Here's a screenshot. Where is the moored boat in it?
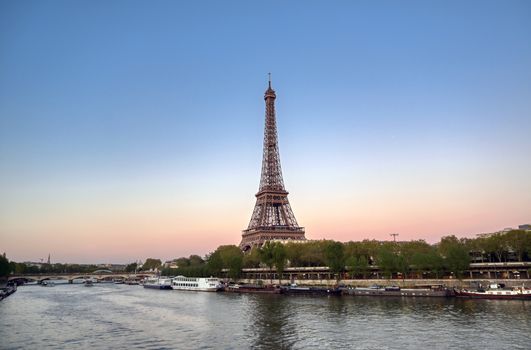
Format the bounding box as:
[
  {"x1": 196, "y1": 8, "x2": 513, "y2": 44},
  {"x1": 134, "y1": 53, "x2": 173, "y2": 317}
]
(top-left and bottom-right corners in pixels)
[
  {"x1": 171, "y1": 276, "x2": 222, "y2": 292},
  {"x1": 455, "y1": 283, "x2": 531, "y2": 300},
  {"x1": 347, "y1": 284, "x2": 454, "y2": 297},
  {"x1": 0, "y1": 284, "x2": 17, "y2": 300},
  {"x1": 281, "y1": 284, "x2": 342, "y2": 296},
  {"x1": 143, "y1": 277, "x2": 172, "y2": 290},
  {"x1": 84, "y1": 280, "x2": 94, "y2": 287},
  {"x1": 225, "y1": 284, "x2": 282, "y2": 294}
]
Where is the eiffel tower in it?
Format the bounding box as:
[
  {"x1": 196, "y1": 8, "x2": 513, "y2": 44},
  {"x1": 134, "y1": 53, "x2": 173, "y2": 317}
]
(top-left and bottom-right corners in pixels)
[{"x1": 240, "y1": 77, "x2": 306, "y2": 251}]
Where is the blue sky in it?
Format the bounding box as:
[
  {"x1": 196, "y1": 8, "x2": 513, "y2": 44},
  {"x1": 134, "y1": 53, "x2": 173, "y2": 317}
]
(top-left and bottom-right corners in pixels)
[{"x1": 1, "y1": 0, "x2": 530, "y2": 263}]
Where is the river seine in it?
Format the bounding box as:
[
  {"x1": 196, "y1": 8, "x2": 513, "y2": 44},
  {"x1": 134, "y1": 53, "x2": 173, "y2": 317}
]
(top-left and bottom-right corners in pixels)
[{"x1": 1, "y1": 283, "x2": 530, "y2": 349}]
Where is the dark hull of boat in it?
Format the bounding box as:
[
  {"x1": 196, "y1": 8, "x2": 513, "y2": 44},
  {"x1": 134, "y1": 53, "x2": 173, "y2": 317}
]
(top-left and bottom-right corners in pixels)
[
  {"x1": 282, "y1": 287, "x2": 342, "y2": 296},
  {"x1": 455, "y1": 290, "x2": 531, "y2": 300},
  {"x1": 226, "y1": 285, "x2": 282, "y2": 294},
  {"x1": 348, "y1": 288, "x2": 454, "y2": 297},
  {"x1": 143, "y1": 284, "x2": 172, "y2": 290},
  {"x1": 0, "y1": 286, "x2": 17, "y2": 301}
]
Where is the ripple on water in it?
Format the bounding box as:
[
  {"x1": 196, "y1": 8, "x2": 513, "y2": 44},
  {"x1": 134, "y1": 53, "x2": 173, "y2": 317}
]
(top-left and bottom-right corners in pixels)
[{"x1": 1, "y1": 285, "x2": 530, "y2": 349}]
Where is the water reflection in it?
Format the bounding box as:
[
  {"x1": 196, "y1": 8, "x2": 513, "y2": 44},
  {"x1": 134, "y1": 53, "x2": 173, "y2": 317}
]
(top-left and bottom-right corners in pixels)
[
  {"x1": 244, "y1": 295, "x2": 296, "y2": 349},
  {"x1": 1, "y1": 285, "x2": 529, "y2": 350}
]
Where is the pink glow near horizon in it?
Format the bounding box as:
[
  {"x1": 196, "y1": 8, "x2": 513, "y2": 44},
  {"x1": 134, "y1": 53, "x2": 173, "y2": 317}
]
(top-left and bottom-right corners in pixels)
[{"x1": 2, "y1": 194, "x2": 529, "y2": 263}]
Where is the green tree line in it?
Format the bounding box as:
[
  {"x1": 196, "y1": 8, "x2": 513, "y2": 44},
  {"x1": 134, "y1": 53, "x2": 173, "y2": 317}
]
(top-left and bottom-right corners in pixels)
[
  {"x1": 160, "y1": 229, "x2": 530, "y2": 280},
  {"x1": 3, "y1": 229, "x2": 529, "y2": 280}
]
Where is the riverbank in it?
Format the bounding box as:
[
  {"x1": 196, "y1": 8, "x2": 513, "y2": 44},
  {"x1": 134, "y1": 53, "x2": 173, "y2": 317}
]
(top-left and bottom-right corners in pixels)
[{"x1": 237, "y1": 278, "x2": 530, "y2": 289}]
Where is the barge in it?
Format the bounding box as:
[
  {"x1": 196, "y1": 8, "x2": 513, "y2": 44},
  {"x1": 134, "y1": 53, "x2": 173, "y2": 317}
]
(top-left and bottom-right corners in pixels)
[
  {"x1": 143, "y1": 277, "x2": 172, "y2": 290},
  {"x1": 347, "y1": 284, "x2": 454, "y2": 297},
  {"x1": 455, "y1": 283, "x2": 531, "y2": 300},
  {"x1": 281, "y1": 284, "x2": 342, "y2": 296},
  {"x1": 225, "y1": 284, "x2": 282, "y2": 294}
]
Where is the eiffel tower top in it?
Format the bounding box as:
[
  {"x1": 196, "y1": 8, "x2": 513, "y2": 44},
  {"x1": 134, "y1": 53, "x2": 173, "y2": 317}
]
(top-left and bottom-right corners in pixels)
[
  {"x1": 264, "y1": 72, "x2": 276, "y2": 99},
  {"x1": 258, "y1": 75, "x2": 286, "y2": 195}
]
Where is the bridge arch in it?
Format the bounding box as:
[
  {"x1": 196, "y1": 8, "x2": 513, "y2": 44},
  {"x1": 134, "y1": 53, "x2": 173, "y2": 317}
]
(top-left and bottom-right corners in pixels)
[{"x1": 7, "y1": 272, "x2": 157, "y2": 284}]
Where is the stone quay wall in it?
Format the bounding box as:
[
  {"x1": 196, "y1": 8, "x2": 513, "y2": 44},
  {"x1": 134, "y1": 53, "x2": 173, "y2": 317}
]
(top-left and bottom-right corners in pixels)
[{"x1": 237, "y1": 278, "x2": 531, "y2": 289}]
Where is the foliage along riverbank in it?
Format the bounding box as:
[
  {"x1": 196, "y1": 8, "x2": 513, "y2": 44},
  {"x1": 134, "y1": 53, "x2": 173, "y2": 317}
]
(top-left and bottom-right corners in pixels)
[
  {"x1": 2, "y1": 229, "x2": 529, "y2": 280},
  {"x1": 160, "y1": 230, "x2": 530, "y2": 280}
]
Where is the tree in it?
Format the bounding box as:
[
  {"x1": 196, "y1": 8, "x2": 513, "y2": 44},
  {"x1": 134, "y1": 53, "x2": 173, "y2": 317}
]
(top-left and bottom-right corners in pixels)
[
  {"x1": 206, "y1": 251, "x2": 223, "y2": 276},
  {"x1": 396, "y1": 254, "x2": 409, "y2": 279},
  {"x1": 243, "y1": 247, "x2": 261, "y2": 268},
  {"x1": 259, "y1": 241, "x2": 287, "y2": 284},
  {"x1": 346, "y1": 256, "x2": 369, "y2": 279},
  {"x1": 188, "y1": 255, "x2": 204, "y2": 266},
  {"x1": 142, "y1": 258, "x2": 162, "y2": 271},
  {"x1": 272, "y1": 243, "x2": 287, "y2": 284},
  {"x1": 285, "y1": 242, "x2": 304, "y2": 267},
  {"x1": 221, "y1": 247, "x2": 243, "y2": 279},
  {"x1": 505, "y1": 230, "x2": 531, "y2": 262},
  {"x1": 259, "y1": 241, "x2": 277, "y2": 283},
  {"x1": 299, "y1": 241, "x2": 327, "y2": 266},
  {"x1": 357, "y1": 240, "x2": 381, "y2": 265},
  {"x1": 208, "y1": 245, "x2": 243, "y2": 279},
  {"x1": 377, "y1": 243, "x2": 399, "y2": 278},
  {"x1": 466, "y1": 236, "x2": 486, "y2": 262},
  {"x1": 395, "y1": 240, "x2": 432, "y2": 278},
  {"x1": 175, "y1": 257, "x2": 191, "y2": 267},
  {"x1": 438, "y1": 236, "x2": 470, "y2": 278},
  {"x1": 0, "y1": 253, "x2": 10, "y2": 277},
  {"x1": 410, "y1": 248, "x2": 444, "y2": 278},
  {"x1": 324, "y1": 241, "x2": 345, "y2": 280},
  {"x1": 125, "y1": 262, "x2": 138, "y2": 273},
  {"x1": 488, "y1": 233, "x2": 508, "y2": 262}
]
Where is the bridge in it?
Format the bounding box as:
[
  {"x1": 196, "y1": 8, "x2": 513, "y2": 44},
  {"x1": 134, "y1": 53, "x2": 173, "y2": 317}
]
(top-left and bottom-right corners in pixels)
[{"x1": 7, "y1": 271, "x2": 157, "y2": 284}]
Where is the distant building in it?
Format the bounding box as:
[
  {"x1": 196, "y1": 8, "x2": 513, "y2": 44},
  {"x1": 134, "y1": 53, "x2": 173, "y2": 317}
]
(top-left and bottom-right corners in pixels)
[
  {"x1": 96, "y1": 263, "x2": 126, "y2": 272},
  {"x1": 163, "y1": 260, "x2": 179, "y2": 269},
  {"x1": 477, "y1": 224, "x2": 531, "y2": 238},
  {"x1": 23, "y1": 261, "x2": 43, "y2": 269}
]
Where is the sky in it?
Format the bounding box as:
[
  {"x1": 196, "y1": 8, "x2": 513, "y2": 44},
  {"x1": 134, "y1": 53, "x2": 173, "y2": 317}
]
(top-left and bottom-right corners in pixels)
[{"x1": 1, "y1": 0, "x2": 530, "y2": 263}]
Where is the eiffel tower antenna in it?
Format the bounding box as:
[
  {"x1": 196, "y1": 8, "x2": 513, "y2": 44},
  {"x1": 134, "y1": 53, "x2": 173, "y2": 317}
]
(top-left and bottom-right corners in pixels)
[{"x1": 240, "y1": 79, "x2": 306, "y2": 251}]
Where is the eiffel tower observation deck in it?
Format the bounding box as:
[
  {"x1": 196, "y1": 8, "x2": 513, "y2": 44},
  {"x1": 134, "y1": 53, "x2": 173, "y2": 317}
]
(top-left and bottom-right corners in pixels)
[{"x1": 240, "y1": 77, "x2": 306, "y2": 251}]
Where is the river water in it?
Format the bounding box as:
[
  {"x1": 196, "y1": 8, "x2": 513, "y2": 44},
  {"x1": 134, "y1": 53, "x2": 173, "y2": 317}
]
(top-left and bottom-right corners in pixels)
[{"x1": 1, "y1": 283, "x2": 530, "y2": 349}]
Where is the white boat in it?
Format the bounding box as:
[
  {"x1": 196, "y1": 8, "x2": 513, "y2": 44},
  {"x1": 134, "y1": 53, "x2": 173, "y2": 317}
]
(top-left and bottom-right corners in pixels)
[
  {"x1": 143, "y1": 277, "x2": 172, "y2": 290},
  {"x1": 455, "y1": 283, "x2": 531, "y2": 300},
  {"x1": 41, "y1": 281, "x2": 55, "y2": 287},
  {"x1": 171, "y1": 276, "x2": 222, "y2": 292}
]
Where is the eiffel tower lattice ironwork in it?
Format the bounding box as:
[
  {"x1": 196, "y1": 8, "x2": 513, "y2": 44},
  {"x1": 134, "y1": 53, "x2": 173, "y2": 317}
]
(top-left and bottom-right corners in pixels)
[{"x1": 240, "y1": 77, "x2": 306, "y2": 251}]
